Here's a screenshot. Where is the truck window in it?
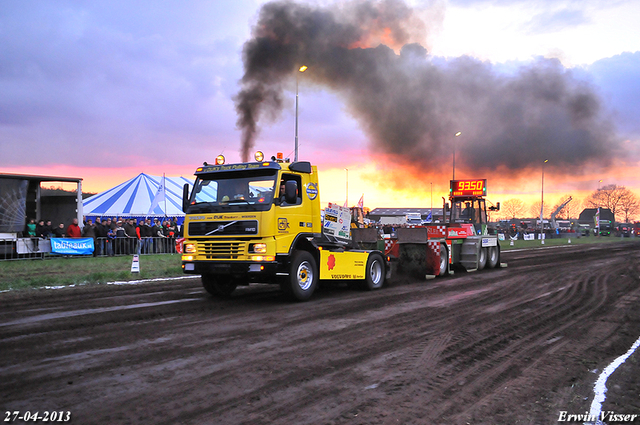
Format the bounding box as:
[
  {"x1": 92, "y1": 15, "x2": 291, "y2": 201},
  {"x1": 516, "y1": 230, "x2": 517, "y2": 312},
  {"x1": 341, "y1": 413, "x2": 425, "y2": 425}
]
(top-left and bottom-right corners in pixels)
[
  {"x1": 189, "y1": 169, "x2": 277, "y2": 212},
  {"x1": 278, "y1": 174, "x2": 302, "y2": 206}
]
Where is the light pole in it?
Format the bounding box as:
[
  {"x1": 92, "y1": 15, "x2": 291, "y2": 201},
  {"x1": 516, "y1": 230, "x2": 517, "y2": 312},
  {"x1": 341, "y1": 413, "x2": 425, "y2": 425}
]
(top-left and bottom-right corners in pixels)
[
  {"x1": 453, "y1": 131, "x2": 461, "y2": 182},
  {"x1": 345, "y1": 168, "x2": 348, "y2": 208},
  {"x1": 596, "y1": 179, "x2": 603, "y2": 236},
  {"x1": 541, "y1": 159, "x2": 548, "y2": 244},
  {"x1": 430, "y1": 182, "x2": 433, "y2": 223},
  {"x1": 294, "y1": 65, "x2": 308, "y2": 162}
]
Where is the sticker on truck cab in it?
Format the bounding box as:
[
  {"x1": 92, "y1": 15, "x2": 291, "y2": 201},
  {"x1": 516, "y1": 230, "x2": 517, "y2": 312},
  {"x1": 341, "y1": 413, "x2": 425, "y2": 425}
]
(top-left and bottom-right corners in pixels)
[
  {"x1": 278, "y1": 218, "x2": 290, "y2": 233},
  {"x1": 306, "y1": 183, "x2": 318, "y2": 200}
]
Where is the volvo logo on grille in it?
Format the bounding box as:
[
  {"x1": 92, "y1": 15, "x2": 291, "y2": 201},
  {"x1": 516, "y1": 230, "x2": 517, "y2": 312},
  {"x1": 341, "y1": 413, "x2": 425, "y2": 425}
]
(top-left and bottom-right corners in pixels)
[{"x1": 191, "y1": 220, "x2": 259, "y2": 236}]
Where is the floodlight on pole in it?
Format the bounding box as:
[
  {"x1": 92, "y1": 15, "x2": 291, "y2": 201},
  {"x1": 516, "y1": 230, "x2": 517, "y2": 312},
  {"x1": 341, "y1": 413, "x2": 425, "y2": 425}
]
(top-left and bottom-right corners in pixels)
[
  {"x1": 294, "y1": 65, "x2": 308, "y2": 162},
  {"x1": 453, "y1": 132, "x2": 462, "y2": 181}
]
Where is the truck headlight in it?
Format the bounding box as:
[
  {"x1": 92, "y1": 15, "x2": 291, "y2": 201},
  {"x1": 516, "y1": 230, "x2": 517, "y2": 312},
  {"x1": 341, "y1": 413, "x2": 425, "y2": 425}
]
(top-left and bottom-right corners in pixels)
[
  {"x1": 251, "y1": 255, "x2": 275, "y2": 262},
  {"x1": 184, "y1": 243, "x2": 197, "y2": 254},
  {"x1": 250, "y1": 243, "x2": 267, "y2": 253}
]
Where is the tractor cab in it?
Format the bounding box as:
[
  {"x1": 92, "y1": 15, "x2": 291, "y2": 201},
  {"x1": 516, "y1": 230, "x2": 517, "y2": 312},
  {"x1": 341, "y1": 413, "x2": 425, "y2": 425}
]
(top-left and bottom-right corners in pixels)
[
  {"x1": 450, "y1": 198, "x2": 488, "y2": 225},
  {"x1": 448, "y1": 179, "x2": 494, "y2": 235}
]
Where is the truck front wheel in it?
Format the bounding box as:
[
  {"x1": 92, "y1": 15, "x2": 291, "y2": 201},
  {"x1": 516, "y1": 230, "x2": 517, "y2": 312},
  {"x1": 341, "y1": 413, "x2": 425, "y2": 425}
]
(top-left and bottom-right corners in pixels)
[
  {"x1": 363, "y1": 253, "x2": 385, "y2": 290},
  {"x1": 284, "y1": 251, "x2": 318, "y2": 301},
  {"x1": 202, "y1": 274, "x2": 237, "y2": 298}
]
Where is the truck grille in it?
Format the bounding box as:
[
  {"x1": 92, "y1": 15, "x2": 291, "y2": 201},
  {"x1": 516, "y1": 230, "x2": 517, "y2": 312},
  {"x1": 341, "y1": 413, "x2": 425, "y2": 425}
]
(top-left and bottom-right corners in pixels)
[
  {"x1": 198, "y1": 241, "x2": 245, "y2": 259},
  {"x1": 189, "y1": 220, "x2": 258, "y2": 236}
]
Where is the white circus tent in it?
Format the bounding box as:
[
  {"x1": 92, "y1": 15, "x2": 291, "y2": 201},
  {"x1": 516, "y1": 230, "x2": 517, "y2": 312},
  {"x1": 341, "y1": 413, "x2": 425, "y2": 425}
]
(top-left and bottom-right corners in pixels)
[{"x1": 83, "y1": 173, "x2": 194, "y2": 218}]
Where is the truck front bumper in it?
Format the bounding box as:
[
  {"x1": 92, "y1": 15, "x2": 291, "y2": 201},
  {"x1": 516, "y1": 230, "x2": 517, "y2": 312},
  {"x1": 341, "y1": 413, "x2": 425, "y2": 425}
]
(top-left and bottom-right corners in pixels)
[{"x1": 182, "y1": 260, "x2": 281, "y2": 276}]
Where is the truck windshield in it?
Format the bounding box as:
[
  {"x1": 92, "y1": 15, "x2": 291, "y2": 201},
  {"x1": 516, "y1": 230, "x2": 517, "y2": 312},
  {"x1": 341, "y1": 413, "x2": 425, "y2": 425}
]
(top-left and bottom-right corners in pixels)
[{"x1": 188, "y1": 170, "x2": 277, "y2": 213}]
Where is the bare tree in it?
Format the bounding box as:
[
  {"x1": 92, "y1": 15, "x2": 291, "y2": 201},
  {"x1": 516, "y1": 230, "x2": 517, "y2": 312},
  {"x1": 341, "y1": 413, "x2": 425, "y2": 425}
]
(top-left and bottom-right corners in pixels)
[
  {"x1": 530, "y1": 201, "x2": 552, "y2": 219},
  {"x1": 502, "y1": 198, "x2": 526, "y2": 219},
  {"x1": 618, "y1": 190, "x2": 640, "y2": 223},
  {"x1": 585, "y1": 184, "x2": 634, "y2": 221}
]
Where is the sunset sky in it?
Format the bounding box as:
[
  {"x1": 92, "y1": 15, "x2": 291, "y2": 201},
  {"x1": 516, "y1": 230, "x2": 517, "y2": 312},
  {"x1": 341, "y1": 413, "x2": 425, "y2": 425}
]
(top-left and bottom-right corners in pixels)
[{"x1": 2, "y1": 0, "x2": 640, "y2": 214}]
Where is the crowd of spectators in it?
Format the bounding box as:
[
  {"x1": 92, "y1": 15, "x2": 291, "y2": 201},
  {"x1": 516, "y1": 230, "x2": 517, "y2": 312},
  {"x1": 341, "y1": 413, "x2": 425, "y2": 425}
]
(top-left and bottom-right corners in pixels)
[{"x1": 22, "y1": 216, "x2": 182, "y2": 256}]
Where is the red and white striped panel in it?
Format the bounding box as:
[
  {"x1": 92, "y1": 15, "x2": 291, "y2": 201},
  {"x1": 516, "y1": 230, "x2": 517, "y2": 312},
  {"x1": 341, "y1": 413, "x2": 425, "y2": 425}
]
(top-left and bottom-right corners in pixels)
[
  {"x1": 384, "y1": 239, "x2": 400, "y2": 258},
  {"x1": 427, "y1": 240, "x2": 441, "y2": 256},
  {"x1": 427, "y1": 225, "x2": 446, "y2": 238}
]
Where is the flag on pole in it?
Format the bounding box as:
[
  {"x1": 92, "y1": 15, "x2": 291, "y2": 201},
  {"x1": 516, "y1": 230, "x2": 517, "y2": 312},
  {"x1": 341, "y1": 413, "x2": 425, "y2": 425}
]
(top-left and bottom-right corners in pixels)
[
  {"x1": 357, "y1": 194, "x2": 364, "y2": 209},
  {"x1": 594, "y1": 207, "x2": 600, "y2": 228},
  {"x1": 148, "y1": 174, "x2": 166, "y2": 215}
]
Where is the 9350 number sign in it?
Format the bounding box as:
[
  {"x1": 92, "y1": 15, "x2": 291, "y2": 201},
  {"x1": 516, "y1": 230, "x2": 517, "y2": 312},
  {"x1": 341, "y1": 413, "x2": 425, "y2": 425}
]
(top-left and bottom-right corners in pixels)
[{"x1": 450, "y1": 179, "x2": 487, "y2": 198}]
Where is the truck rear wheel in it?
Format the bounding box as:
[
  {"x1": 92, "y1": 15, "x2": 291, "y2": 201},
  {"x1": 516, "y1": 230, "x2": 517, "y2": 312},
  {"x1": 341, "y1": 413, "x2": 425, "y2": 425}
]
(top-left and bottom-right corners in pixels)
[
  {"x1": 202, "y1": 274, "x2": 237, "y2": 298},
  {"x1": 486, "y1": 245, "x2": 499, "y2": 269},
  {"x1": 363, "y1": 253, "x2": 385, "y2": 290},
  {"x1": 477, "y1": 247, "x2": 487, "y2": 270},
  {"x1": 284, "y1": 251, "x2": 318, "y2": 301}
]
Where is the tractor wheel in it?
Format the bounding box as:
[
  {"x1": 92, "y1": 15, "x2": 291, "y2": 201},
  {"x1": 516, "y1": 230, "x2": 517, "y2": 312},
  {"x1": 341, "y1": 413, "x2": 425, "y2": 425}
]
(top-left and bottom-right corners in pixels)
[
  {"x1": 477, "y1": 247, "x2": 487, "y2": 270},
  {"x1": 439, "y1": 243, "x2": 449, "y2": 276},
  {"x1": 486, "y1": 245, "x2": 500, "y2": 269}
]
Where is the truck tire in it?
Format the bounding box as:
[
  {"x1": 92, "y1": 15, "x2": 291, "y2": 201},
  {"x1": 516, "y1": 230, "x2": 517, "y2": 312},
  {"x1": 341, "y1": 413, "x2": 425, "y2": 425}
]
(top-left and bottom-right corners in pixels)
[
  {"x1": 477, "y1": 247, "x2": 487, "y2": 270},
  {"x1": 486, "y1": 245, "x2": 499, "y2": 269},
  {"x1": 202, "y1": 274, "x2": 237, "y2": 297},
  {"x1": 439, "y1": 243, "x2": 449, "y2": 277},
  {"x1": 285, "y1": 251, "x2": 318, "y2": 301},
  {"x1": 363, "y1": 253, "x2": 385, "y2": 290}
]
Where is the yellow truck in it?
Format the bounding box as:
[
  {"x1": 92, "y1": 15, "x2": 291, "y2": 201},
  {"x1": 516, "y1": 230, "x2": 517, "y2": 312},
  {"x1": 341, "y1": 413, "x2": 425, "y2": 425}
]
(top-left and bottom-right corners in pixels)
[{"x1": 180, "y1": 152, "x2": 388, "y2": 301}]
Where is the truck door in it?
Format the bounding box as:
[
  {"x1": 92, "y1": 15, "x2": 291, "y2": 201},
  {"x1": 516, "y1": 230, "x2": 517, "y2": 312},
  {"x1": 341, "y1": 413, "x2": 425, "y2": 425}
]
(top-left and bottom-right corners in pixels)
[{"x1": 275, "y1": 173, "x2": 309, "y2": 253}]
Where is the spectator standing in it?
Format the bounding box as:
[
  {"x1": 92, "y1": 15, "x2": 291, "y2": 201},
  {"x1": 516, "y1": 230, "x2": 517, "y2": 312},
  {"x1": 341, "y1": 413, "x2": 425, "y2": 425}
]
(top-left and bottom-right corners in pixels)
[
  {"x1": 66, "y1": 218, "x2": 82, "y2": 238},
  {"x1": 82, "y1": 219, "x2": 98, "y2": 257},
  {"x1": 95, "y1": 218, "x2": 107, "y2": 256},
  {"x1": 25, "y1": 218, "x2": 38, "y2": 251},
  {"x1": 166, "y1": 220, "x2": 177, "y2": 253},
  {"x1": 140, "y1": 219, "x2": 152, "y2": 254},
  {"x1": 35, "y1": 220, "x2": 46, "y2": 238},
  {"x1": 114, "y1": 220, "x2": 129, "y2": 255},
  {"x1": 106, "y1": 226, "x2": 116, "y2": 256},
  {"x1": 52, "y1": 223, "x2": 65, "y2": 238},
  {"x1": 152, "y1": 219, "x2": 165, "y2": 253},
  {"x1": 35, "y1": 220, "x2": 46, "y2": 251},
  {"x1": 43, "y1": 220, "x2": 53, "y2": 239},
  {"x1": 124, "y1": 219, "x2": 137, "y2": 254}
]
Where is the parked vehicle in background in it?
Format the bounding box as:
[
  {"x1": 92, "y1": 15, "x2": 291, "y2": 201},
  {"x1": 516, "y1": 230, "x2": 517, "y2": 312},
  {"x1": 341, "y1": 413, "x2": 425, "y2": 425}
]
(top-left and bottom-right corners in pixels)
[{"x1": 615, "y1": 223, "x2": 633, "y2": 237}]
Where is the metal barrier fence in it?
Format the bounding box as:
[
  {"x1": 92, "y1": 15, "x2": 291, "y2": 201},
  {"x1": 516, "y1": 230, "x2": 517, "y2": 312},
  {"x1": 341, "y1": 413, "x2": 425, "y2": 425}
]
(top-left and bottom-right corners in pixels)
[{"x1": 0, "y1": 237, "x2": 179, "y2": 260}]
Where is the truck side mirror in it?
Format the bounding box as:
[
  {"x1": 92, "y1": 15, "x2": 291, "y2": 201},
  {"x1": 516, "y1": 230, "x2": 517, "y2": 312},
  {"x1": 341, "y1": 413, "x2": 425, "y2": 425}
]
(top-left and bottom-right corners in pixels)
[
  {"x1": 285, "y1": 180, "x2": 297, "y2": 204},
  {"x1": 182, "y1": 183, "x2": 190, "y2": 213}
]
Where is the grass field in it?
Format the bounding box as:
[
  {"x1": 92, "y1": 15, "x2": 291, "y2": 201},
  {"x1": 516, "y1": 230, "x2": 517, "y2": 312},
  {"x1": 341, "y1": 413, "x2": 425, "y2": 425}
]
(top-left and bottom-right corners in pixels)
[
  {"x1": 0, "y1": 254, "x2": 183, "y2": 292},
  {"x1": 0, "y1": 236, "x2": 637, "y2": 292}
]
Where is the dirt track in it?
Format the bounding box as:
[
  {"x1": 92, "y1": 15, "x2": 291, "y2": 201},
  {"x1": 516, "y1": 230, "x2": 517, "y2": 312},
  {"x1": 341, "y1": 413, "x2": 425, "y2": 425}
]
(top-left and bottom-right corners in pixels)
[{"x1": 2, "y1": 241, "x2": 640, "y2": 424}]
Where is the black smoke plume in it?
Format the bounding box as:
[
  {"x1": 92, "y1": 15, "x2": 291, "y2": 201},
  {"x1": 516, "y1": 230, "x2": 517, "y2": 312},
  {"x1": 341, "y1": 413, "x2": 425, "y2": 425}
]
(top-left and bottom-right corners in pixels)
[{"x1": 235, "y1": 0, "x2": 619, "y2": 173}]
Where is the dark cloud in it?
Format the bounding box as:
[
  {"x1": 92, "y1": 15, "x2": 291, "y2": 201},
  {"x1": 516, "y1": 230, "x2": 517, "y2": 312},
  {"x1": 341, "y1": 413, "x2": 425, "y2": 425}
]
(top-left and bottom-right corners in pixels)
[{"x1": 236, "y1": 0, "x2": 622, "y2": 173}]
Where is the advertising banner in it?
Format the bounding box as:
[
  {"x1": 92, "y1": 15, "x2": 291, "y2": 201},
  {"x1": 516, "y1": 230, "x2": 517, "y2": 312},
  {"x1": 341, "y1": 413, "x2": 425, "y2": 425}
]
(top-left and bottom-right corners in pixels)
[
  {"x1": 323, "y1": 203, "x2": 351, "y2": 240},
  {"x1": 50, "y1": 238, "x2": 94, "y2": 255}
]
